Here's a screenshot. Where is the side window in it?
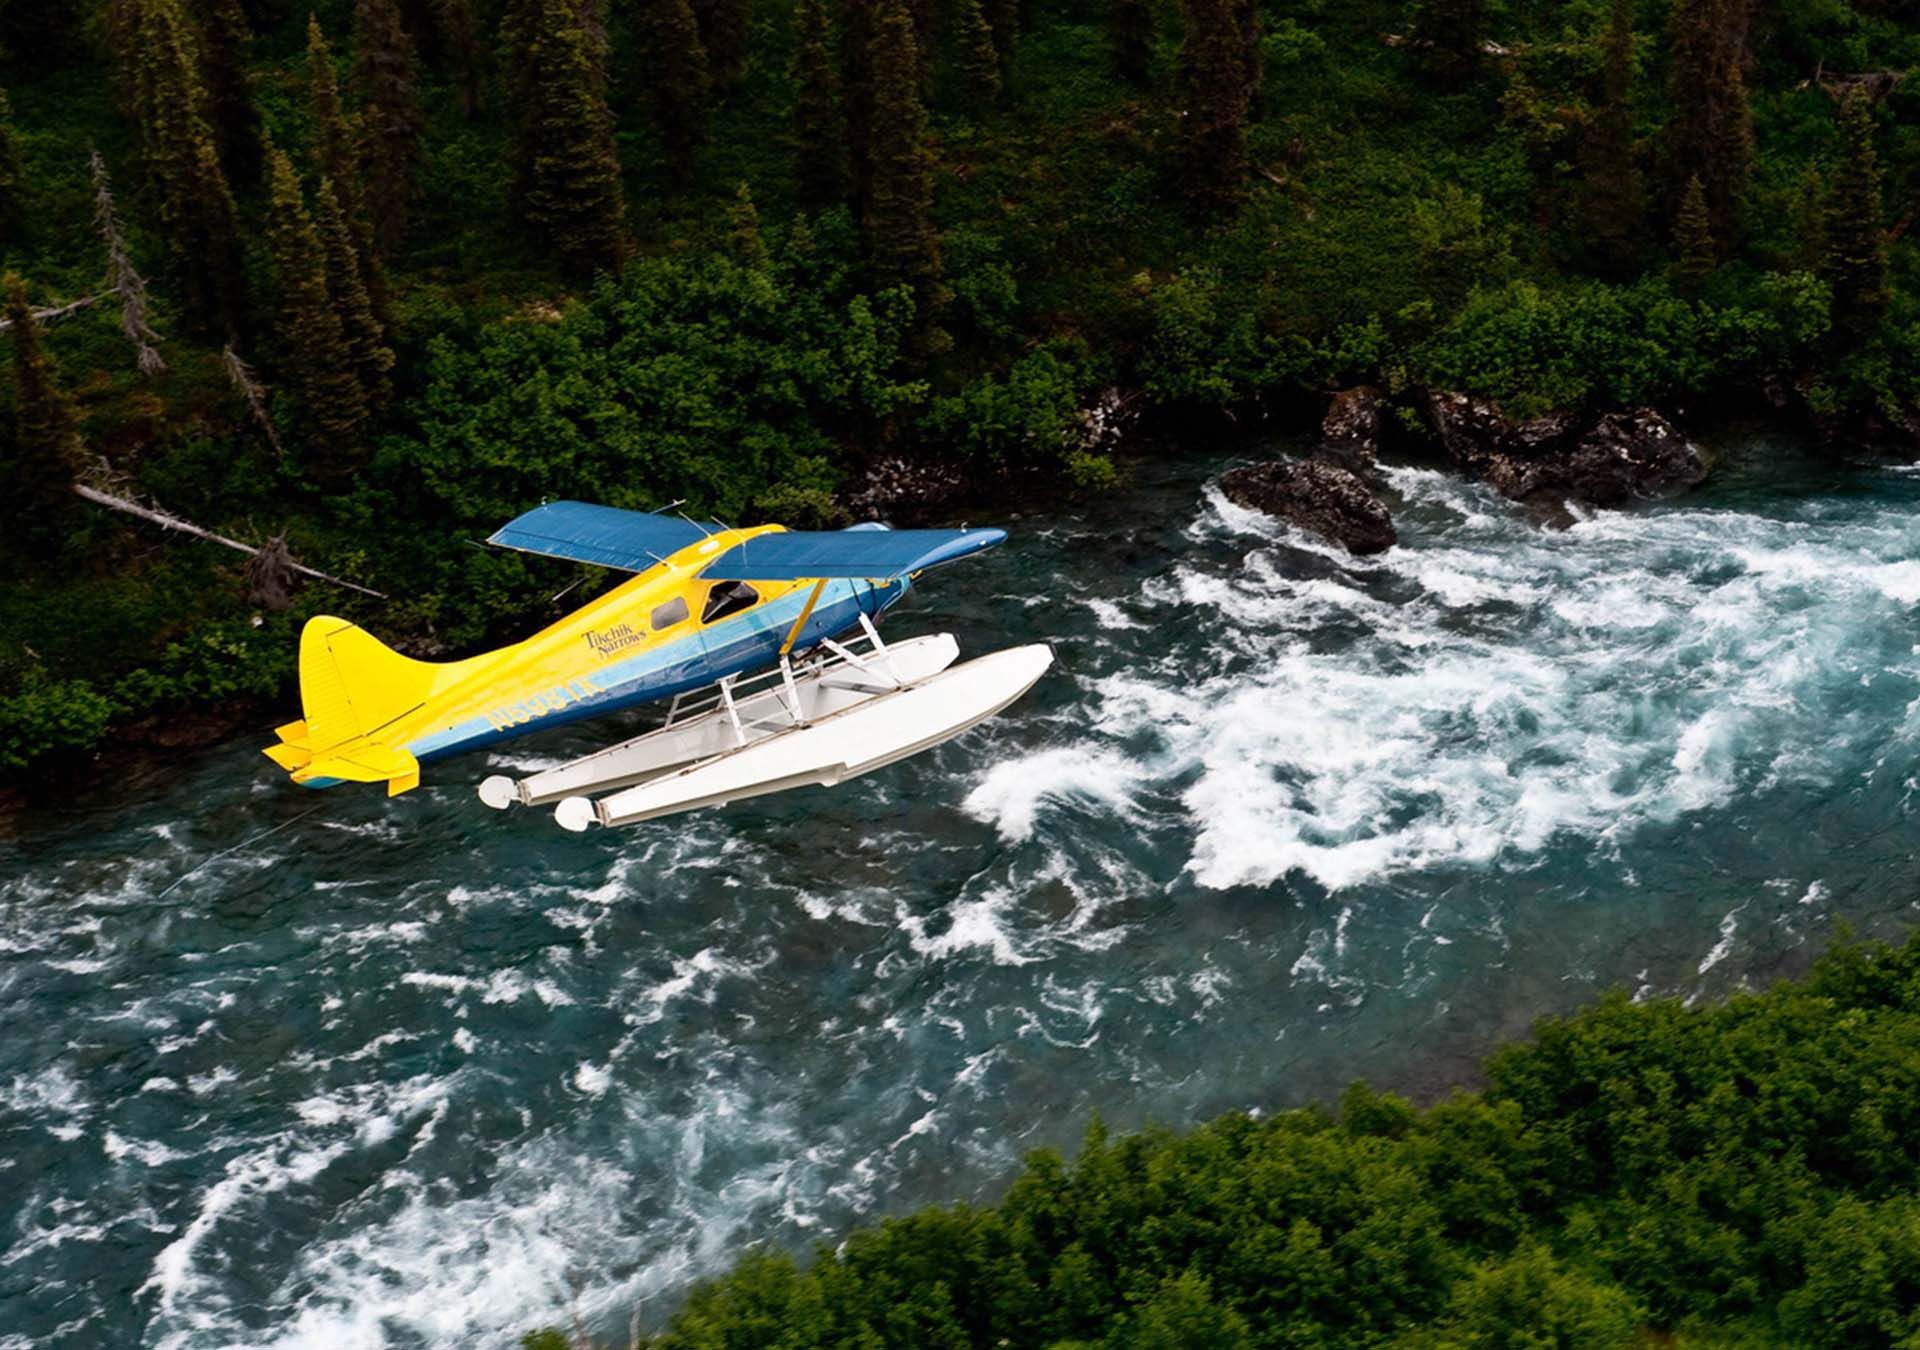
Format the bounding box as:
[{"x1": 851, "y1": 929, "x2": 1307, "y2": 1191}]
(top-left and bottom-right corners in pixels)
[
  {"x1": 701, "y1": 581, "x2": 760, "y2": 624},
  {"x1": 650, "y1": 596, "x2": 689, "y2": 631}
]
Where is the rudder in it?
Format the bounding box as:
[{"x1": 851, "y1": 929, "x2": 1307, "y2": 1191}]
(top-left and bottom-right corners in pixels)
[{"x1": 293, "y1": 616, "x2": 446, "y2": 754}]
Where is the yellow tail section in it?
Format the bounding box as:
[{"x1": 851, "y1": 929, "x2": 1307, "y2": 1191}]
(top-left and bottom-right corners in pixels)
[{"x1": 266, "y1": 617, "x2": 451, "y2": 794}]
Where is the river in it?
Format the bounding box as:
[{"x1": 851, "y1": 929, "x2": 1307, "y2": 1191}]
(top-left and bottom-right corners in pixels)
[{"x1": 3, "y1": 435, "x2": 1918, "y2": 1347}]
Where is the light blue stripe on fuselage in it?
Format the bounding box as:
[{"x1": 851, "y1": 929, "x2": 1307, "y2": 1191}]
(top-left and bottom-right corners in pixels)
[{"x1": 405, "y1": 577, "x2": 907, "y2": 766}]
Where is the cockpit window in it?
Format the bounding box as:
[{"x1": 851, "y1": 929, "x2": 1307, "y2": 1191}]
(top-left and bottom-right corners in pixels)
[
  {"x1": 701, "y1": 581, "x2": 759, "y2": 624},
  {"x1": 650, "y1": 596, "x2": 689, "y2": 631}
]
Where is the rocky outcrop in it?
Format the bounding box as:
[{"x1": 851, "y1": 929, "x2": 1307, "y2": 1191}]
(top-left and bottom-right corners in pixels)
[
  {"x1": 1421, "y1": 391, "x2": 1707, "y2": 513},
  {"x1": 1315, "y1": 385, "x2": 1385, "y2": 474},
  {"x1": 1077, "y1": 386, "x2": 1143, "y2": 457},
  {"x1": 840, "y1": 456, "x2": 974, "y2": 524},
  {"x1": 1220, "y1": 459, "x2": 1397, "y2": 555}
]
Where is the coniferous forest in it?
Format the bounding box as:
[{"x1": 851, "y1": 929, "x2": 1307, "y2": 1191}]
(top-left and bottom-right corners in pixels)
[{"x1": 0, "y1": 0, "x2": 1916, "y2": 777}]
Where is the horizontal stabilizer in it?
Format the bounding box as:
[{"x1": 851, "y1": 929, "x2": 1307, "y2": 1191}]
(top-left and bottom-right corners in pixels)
[
  {"x1": 295, "y1": 744, "x2": 421, "y2": 795},
  {"x1": 263, "y1": 740, "x2": 311, "y2": 771},
  {"x1": 698, "y1": 527, "x2": 1007, "y2": 581},
  {"x1": 488, "y1": 501, "x2": 712, "y2": 572}
]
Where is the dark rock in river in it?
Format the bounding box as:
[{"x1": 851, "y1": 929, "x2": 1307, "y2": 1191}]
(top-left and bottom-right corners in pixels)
[
  {"x1": 1422, "y1": 391, "x2": 1707, "y2": 513},
  {"x1": 1220, "y1": 459, "x2": 1397, "y2": 555},
  {"x1": 1316, "y1": 385, "x2": 1385, "y2": 473}
]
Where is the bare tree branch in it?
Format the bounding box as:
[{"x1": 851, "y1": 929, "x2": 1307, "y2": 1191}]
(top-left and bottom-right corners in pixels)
[
  {"x1": 222, "y1": 344, "x2": 287, "y2": 458},
  {"x1": 73, "y1": 482, "x2": 389, "y2": 599},
  {"x1": 90, "y1": 149, "x2": 165, "y2": 375},
  {"x1": 0, "y1": 292, "x2": 104, "y2": 330}
]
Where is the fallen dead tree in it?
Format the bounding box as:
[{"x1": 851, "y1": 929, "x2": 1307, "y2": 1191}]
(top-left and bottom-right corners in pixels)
[{"x1": 73, "y1": 483, "x2": 388, "y2": 600}]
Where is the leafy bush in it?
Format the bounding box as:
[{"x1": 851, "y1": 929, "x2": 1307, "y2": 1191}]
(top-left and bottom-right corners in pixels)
[
  {"x1": 0, "y1": 667, "x2": 114, "y2": 771},
  {"x1": 1415, "y1": 275, "x2": 1834, "y2": 415},
  {"x1": 387, "y1": 232, "x2": 926, "y2": 531}
]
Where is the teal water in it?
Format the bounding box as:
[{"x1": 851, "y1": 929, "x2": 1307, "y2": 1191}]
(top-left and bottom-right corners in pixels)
[{"x1": 3, "y1": 439, "x2": 1919, "y2": 1347}]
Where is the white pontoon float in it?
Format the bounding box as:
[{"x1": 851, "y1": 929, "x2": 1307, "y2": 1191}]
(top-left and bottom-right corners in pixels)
[{"x1": 478, "y1": 624, "x2": 1052, "y2": 829}]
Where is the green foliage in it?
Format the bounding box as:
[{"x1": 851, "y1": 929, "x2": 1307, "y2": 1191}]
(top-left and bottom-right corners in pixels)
[
  {"x1": 512, "y1": 0, "x2": 628, "y2": 275},
  {"x1": 117, "y1": 0, "x2": 246, "y2": 331},
  {"x1": 3, "y1": 273, "x2": 86, "y2": 549},
  {"x1": 263, "y1": 145, "x2": 369, "y2": 466},
  {"x1": 392, "y1": 233, "x2": 923, "y2": 530},
  {"x1": 187, "y1": 0, "x2": 261, "y2": 188},
  {"x1": 588, "y1": 934, "x2": 1920, "y2": 1348},
  {"x1": 352, "y1": 0, "x2": 425, "y2": 255},
  {"x1": 920, "y1": 344, "x2": 1086, "y2": 465},
  {"x1": 956, "y1": 0, "x2": 1002, "y2": 106},
  {"x1": 1824, "y1": 87, "x2": 1890, "y2": 344},
  {"x1": 865, "y1": 0, "x2": 945, "y2": 352},
  {"x1": 1176, "y1": 0, "x2": 1251, "y2": 211},
  {"x1": 1416, "y1": 275, "x2": 1832, "y2": 415},
  {"x1": 1672, "y1": 175, "x2": 1718, "y2": 295},
  {"x1": 790, "y1": 0, "x2": 847, "y2": 209},
  {"x1": 0, "y1": 668, "x2": 115, "y2": 772},
  {"x1": 1666, "y1": 0, "x2": 1753, "y2": 246},
  {"x1": 642, "y1": 0, "x2": 713, "y2": 184}
]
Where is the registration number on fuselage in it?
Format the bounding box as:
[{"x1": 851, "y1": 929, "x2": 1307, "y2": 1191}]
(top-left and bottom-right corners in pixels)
[{"x1": 480, "y1": 676, "x2": 605, "y2": 733}]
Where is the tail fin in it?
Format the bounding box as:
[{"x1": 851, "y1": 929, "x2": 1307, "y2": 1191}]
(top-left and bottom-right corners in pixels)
[{"x1": 267, "y1": 617, "x2": 448, "y2": 794}]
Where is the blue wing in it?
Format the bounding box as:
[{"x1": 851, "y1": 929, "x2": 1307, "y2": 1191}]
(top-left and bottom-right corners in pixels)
[
  {"x1": 698, "y1": 527, "x2": 1008, "y2": 581},
  {"x1": 487, "y1": 502, "x2": 713, "y2": 571}
]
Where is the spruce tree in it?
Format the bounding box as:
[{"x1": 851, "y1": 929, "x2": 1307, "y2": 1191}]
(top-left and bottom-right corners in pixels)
[
  {"x1": 644, "y1": 0, "x2": 712, "y2": 183},
  {"x1": 1577, "y1": 0, "x2": 1644, "y2": 275},
  {"x1": 353, "y1": 0, "x2": 424, "y2": 254},
  {"x1": 1407, "y1": 0, "x2": 1486, "y2": 87},
  {"x1": 1666, "y1": 0, "x2": 1751, "y2": 246},
  {"x1": 0, "y1": 89, "x2": 21, "y2": 239},
  {"x1": 263, "y1": 147, "x2": 368, "y2": 464},
  {"x1": 865, "y1": 0, "x2": 944, "y2": 351},
  {"x1": 1178, "y1": 0, "x2": 1250, "y2": 212},
  {"x1": 308, "y1": 19, "x2": 360, "y2": 215},
  {"x1": 957, "y1": 0, "x2": 1001, "y2": 105},
  {"x1": 1671, "y1": 173, "x2": 1716, "y2": 295},
  {"x1": 1110, "y1": 0, "x2": 1152, "y2": 88},
  {"x1": 4, "y1": 274, "x2": 86, "y2": 544},
  {"x1": 695, "y1": 0, "x2": 751, "y2": 91},
  {"x1": 188, "y1": 0, "x2": 262, "y2": 186},
  {"x1": 792, "y1": 0, "x2": 848, "y2": 208},
  {"x1": 314, "y1": 175, "x2": 394, "y2": 408},
  {"x1": 842, "y1": 0, "x2": 876, "y2": 215},
  {"x1": 1824, "y1": 87, "x2": 1890, "y2": 343},
  {"x1": 121, "y1": 0, "x2": 246, "y2": 332},
  {"x1": 517, "y1": 0, "x2": 628, "y2": 274},
  {"x1": 307, "y1": 18, "x2": 386, "y2": 319},
  {"x1": 726, "y1": 181, "x2": 769, "y2": 268}
]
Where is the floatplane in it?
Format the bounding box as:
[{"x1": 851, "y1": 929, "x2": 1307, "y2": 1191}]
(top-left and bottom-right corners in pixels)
[{"x1": 263, "y1": 501, "x2": 1052, "y2": 829}]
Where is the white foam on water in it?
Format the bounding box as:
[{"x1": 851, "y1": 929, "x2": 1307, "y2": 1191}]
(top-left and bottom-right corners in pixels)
[
  {"x1": 983, "y1": 465, "x2": 1920, "y2": 892},
  {"x1": 962, "y1": 746, "x2": 1145, "y2": 844},
  {"x1": 1697, "y1": 902, "x2": 1750, "y2": 975}
]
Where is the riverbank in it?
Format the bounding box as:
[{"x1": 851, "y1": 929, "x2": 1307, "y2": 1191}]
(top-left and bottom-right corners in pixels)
[
  {"x1": 4, "y1": 0, "x2": 1917, "y2": 789},
  {"x1": 542, "y1": 931, "x2": 1920, "y2": 1348}
]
